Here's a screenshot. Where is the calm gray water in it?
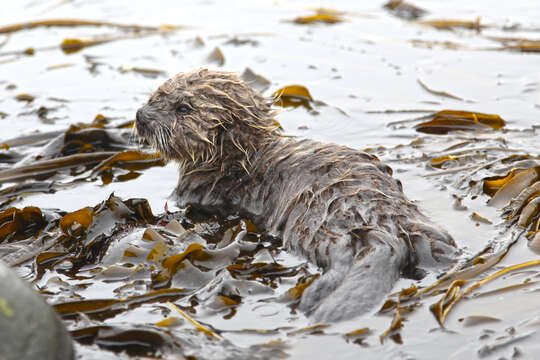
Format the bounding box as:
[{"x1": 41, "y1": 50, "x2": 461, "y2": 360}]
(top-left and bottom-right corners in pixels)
[{"x1": 1, "y1": 1, "x2": 539, "y2": 359}]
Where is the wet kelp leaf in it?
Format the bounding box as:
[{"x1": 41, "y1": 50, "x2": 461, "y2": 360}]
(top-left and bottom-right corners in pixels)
[
  {"x1": 59, "y1": 207, "x2": 94, "y2": 235},
  {"x1": 384, "y1": 0, "x2": 428, "y2": 20},
  {"x1": 417, "y1": 79, "x2": 468, "y2": 101},
  {"x1": 168, "y1": 302, "x2": 223, "y2": 340},
  {"x1": 517, "y1": 197, "x2": 540, "y2": 228},
  {"x1": 504, "y1": 41, "x2": 540, "y2": 53},
  {"x1": 430, "y1": 155, "x2": 458, "y2": 169},
  {"x1": 429, "y1": 279, "x2": 467, "y2": 326},
  {"x1": 429, "y1": 260, "x2": 540, "y2": 326},
  {"x1": 410, "y1": 39, "x2": 467, "y2": 50},
  {"x1": 15, "y1": 93, "x2": 35, "y2": 102},
  {"x1": 146, "y1": 239, "x2": 169, "y2": 262},
  {"x1": 501, "y1": 179, "x2": 540, "y2": 232},
  {"x1": 92, "y1": 150, "x2": 165, "y2": 173},
  {"x1": 55, "y1": 288, "x2": 187, "y2": 320},
  {"x1": 0, "y1": 152, "x2": 115, "y2": 184},
  {"x1": 284, "y1": 274, "x2": 319, "y2": 299},
  {"x1": 119, "y1": 65, "x2": 167, "y2": 78},
  {"x1": 35, "y1": 252, "x2": 71, "y2": 279},
  {"x1": 415, "y1": 110, "x2": 505, "y2": 134},
  {"x1": 240, "y1": 67, "x2": 270, "y2": 93},
  {"x1": 293, "y1": 13, "x2": 344, "y2": 25},
  {"x1": 0, "y1": 19, "x2": 176, "y2": 34},
  {"x1": 458, "y1": 315, "x2": 501, "y2": 327},
  {"x1": 417, "y1": 79, "x2": 469, "y2": 101},
  {"x1": 61, "y1": 38, "x2": 115, "y2": 54},
  {"x1": 274, "y1": 85, "x2": 313, "y2": 100},
  {"x1": 380, "y1": 305, "x2": 403, "y2": 342},
  {"x1": 273, "y1": 85, "x2": 314, "y2": 109},
  {"x1": 529, "y1": 231, "x2": 540, "y2": 254},
  {"x1": 379, "y1": 285, "x2": 419, "y2": 341},
  {"x1": 484, "y1": 167, "x2": 540, "y2": 208},
  {"x1": 71, "y1": 325, "x2": 169, "y2": 357},
  {"x1": 154, "y1": 316, "x2": 182, "y2": 327},
  {"x1": 487, "y1": 37, "x2": 540, "y2": 53},
  {"x1": 60, "y1": 29, "x2": 181, "y2": 55},
  {"x1": 91, "y1": 150, "x2": 165, "y2": 184},
  {"x1": 0, "y1": 146, "x2": 163, "y2": 186},
  {"x1": 154, "y1": 243, "x2": 208, "y2": 284},
  {"x1": 418, "y1": 18, "x2": 484, "y2": 31},
  {"x1": 227, "y1": 262, "x2": 300, "y2": 284},
  {"x1": 470, "y1": 212, "x2": 492, "y2": 224},
  {"x1": 207, "y1": 47, "x2": 225, "y2": 66},
  {"x1": 1, "y1": 130, "x2": 60, "y2": 149},
  {"x1": 61, "y1": 128, "x2": 127, "y2": 156},
  {"x1": 0, "y1": 206, "x2": 47, "y2": 243},
  {"x1": 344, "y1": 327, "x2": 371, "y2": 345},
  {"x1": 124, "y1": 198, "x2": 155, "y2": 224},
  {"x1": 0, "y1": 182, "x2": 56, "y2": 203},
  {"x1": 287, "y1": 324, "x2": 329, "y2": 336},
  {"x1": 216, "y1": 295, "x2": 241, "y2": 307},
  {"x1": 55, "y1": 298, "x2": 122, "y2": 317},
  {"x1": 483, "y1": 168, "x2": 529, "y2": 197}
]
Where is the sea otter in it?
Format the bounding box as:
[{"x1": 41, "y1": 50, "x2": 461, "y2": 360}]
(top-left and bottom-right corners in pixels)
[{"x1": 135, "y1": 68, "x2": 458, "y2": 322}]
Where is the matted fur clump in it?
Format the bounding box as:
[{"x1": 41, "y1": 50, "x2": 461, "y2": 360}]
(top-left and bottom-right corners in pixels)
[{"x1": 136, "y1": 68, "x2": 458, "y2": 322}]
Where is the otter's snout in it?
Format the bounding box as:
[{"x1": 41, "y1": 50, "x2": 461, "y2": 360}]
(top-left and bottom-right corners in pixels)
[
  {"x1": 135, "y1": 107, "x2": 149, "y2": 138},
  {"x1": 136, "y1": 108, "x2": 146, "y2": 129}
]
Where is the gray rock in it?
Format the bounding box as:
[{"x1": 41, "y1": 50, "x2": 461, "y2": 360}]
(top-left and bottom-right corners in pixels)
[{"x1": 0, "y1": 261, "x2": 74, "y2": 360}]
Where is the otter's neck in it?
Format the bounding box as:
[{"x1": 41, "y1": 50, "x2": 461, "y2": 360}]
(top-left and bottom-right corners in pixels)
[{"x1": 175, "y1": 136, "x2": 287, "y2": 209}]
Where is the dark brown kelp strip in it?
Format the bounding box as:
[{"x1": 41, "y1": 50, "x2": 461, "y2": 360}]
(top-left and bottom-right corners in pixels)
[
  {"x1": 429, "y1": 260, "x2": 540, "y2": 326},
  {"x1": 417, "y1": 79, "x2": 468, "y2": 101},
  {"x1": 487, "y1": 36, "x2": 540, "y2": 53},
  {"x1": 418, "y1": 18, "x2": 485, "y2": 31},
  {"x1": 0, "y1": 19, "x2": 181, "y2": 34},
  {"x1": 415, "y1": 110, "x2": 505, "y2": 134},
  {"x1": 0, "y1": 152, "x2": 115, "y2": 184}
]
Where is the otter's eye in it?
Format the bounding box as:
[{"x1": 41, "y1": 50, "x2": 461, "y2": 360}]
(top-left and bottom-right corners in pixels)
[{"x1": 176, "y1": 104, "x2": 191, "y2": 115}]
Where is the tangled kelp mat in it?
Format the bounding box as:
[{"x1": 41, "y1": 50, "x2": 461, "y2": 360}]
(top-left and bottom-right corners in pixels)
[{"x1": 0, "y1": 109, "x2": 538, "y2": 358}]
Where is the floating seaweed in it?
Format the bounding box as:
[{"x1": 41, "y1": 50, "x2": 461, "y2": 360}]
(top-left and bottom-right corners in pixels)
[
  {"x1": 273, "y1": 85, "x2": 314, "y2": 110},
  {"x1": 292, "y1": 13, "x2": 344, "y2": 25},
  {"x1": 418, "y1": 17, "x2": 485, "y2": 32},
  {"x1": 415, "y1": 110, "x2": 505, "y2": 134},
  {"x1": 0, "y1": 19, "x2": 181, "y2": 34}
]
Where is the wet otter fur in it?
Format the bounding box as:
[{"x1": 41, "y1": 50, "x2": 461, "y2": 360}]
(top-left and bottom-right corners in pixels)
[{"x1": 136, "y1": 68, "x2": 458, "y2": 322}]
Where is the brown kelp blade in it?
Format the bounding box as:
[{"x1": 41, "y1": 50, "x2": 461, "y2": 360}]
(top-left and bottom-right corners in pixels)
[
  {"x1": 430, "y1": 260, "x2": 540, "y2": 326},
  {"x1": 273, "y1": 85, "x2": 314, "y2": 109},
  {"x1": 0, "y1": 19, "x2": 181, "y2": 34},
  {"x1": 415, "y1": 110, "x2": 505, "y2": 134}
]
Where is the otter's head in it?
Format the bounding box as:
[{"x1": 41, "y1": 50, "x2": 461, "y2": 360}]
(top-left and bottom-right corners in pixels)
[{"x1": 136, "y1": 68, "x2": 281, "y2": 170}]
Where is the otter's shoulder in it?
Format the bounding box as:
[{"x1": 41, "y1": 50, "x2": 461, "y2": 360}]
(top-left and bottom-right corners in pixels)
[{"x1": 251, "y1": 138, "x2": 394, "y2": 179}]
